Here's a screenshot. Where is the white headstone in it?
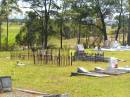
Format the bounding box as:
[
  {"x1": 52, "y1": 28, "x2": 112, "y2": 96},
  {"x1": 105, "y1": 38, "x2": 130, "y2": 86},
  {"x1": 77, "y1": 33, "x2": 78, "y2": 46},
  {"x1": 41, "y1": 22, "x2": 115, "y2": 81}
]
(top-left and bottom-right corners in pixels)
[
  {"x1": 109, "y1": 57, "x2": 118, "y2": 69},
  {"x1": 77, "y1": 67, "x2": 88, "y2": 73},
  {"x1": 76, "y1": 44, "x2": 84, "y2": 52},
  {"x1": 112, "y1": 41, "x2": 120, "y2": 48}
]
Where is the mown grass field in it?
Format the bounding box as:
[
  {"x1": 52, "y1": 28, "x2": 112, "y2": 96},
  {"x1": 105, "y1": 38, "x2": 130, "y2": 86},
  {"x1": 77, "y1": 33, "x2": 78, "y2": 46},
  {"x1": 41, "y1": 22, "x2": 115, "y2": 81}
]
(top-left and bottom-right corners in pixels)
[{"x1": 0, "y1": 51, "x2": 130, "y2": 97}]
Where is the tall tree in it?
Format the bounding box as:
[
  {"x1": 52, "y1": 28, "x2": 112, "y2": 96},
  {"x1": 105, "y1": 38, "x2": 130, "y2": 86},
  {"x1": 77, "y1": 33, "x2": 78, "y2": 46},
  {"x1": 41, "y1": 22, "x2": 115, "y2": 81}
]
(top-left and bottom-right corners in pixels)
[
  {"x1": 68, "y1": 0, "x2": 90, "y2": 44},
  {"x1": 16, "y1": 12, "x2": 43, "y2": 47},
  {"x1": 85, "y1": 0, "x2": 118, "y2": 41},
  {"x1": 128, "y1": 0, "x2": 130, "y2": 45},
  {"x1": 1, "y1": 0, "x2": 19, "y2": 50},
  {"x1": 0, "y1": 20, "x2": 2, "y2": 50},
  {"x1": 0, "y1": 2, "x2": 3, "y2": 50},
  {"x1": 23, "y1": 0, "x2": 59, "y2": 49},
  {"x1": 55, "y1": 12, "x2": 64, "y2": 49},
  {"x1": 55, "y1": 0, "x2": 71, "y2": 48},
  {"x1": 115, "y1": 0, "x2": 123, "y2": 41}
]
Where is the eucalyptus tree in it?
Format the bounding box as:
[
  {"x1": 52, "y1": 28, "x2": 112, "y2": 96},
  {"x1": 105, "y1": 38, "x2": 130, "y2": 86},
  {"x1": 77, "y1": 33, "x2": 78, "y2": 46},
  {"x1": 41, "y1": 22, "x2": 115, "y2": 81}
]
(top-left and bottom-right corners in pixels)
[
  {"x1": 86, "y1": 0, "x2": 119, "y2": 41},
  {"x1": 16, "y1": 12, "x2": 42, "y2": 47},
  {"x1": 115, "y1": 0, "x2": 125, "y2": 41},
  {"x1": 55, "y1": 12, "x2": 64, "y2": 49},
  {"x1": 0, "y1": 22, "x2": 1, "y2": 50},
  {"x1": 55, "y1": 0, "x2": 72, "y2": 48},
  {"x1": 0, "y1": 1, "x2": 4, "y2": 50},
  {"x1": 0, "y1": 15, "x2": 5, "y2": 50},
  {"x1": 23, "y1": 0, "x2": 59, "y2": 49},
  {"x1": 0, "y1": 0, "x2": 19, "y2": 50},
  {"x1": 66, "y1": 0, "x2": 91, "y2": 44},
  {"x1": 128, "y1": 0, "x2": 130, "y2": 45},
  {"x1": 114, "y1": 0, "x2": 129, "y2": 44},
  {"x1": 66, "y1": 0, "x2": 119, "y2": 43}
]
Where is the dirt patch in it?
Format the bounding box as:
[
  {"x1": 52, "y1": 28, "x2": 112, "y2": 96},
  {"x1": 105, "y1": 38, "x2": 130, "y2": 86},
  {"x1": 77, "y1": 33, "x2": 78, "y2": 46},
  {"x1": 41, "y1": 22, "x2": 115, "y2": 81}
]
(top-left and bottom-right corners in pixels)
[{"x1": 0, "y1": 90, "x2": 42, "y2": 97}]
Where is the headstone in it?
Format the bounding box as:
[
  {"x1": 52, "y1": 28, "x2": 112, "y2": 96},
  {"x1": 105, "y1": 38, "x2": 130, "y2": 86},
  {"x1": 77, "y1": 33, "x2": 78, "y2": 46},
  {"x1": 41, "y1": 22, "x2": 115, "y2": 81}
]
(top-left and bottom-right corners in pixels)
[
  {"x1": 0, "y1": 80, "x2": 3, "y2": 92},
  {"x1": 126, "y1": 44, "x2": 129, "y2": 49},
  {"x1": 106, "y1": 57, "x2": 118, "y2": 72},
  {"x1": 112, "y1": 41, "x2": 120, "y2": 48},
  {"x1": 77, "y1": 67, "x2": 88, "y2": 73},
  {"x1": 76, "y1": 44, "x2": 84, "y2": 52},
  {"x1": 75, "y1": 44, "x2": 86, "y2": 59},
  {"x1": 109, "y1": 57, "x2": 118, "y2": 68},
  {"x1": 94, "y1": 46, "x2": 98, "y2": 50},
  {"x1": 0, "y1": 76, "x2": 12, "y2": 92}
]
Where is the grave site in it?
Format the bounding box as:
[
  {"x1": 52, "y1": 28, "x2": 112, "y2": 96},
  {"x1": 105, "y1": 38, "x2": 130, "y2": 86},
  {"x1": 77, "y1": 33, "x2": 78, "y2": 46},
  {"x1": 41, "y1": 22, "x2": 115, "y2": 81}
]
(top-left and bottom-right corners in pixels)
[
  {"x1": 1, "y1": 0, "x2": 130, "y2": 96},
  {"x1": 0, "y1": 43, "x2": 130, "y2": 97}
]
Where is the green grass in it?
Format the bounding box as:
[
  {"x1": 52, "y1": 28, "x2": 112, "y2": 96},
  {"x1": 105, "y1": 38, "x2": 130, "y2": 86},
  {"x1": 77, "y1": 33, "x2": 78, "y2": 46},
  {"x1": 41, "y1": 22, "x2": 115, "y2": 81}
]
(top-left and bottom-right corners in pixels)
[
  {"x1": 1, "y1": 24, "x2": 130, "y2": 97},
  {"x1": 1, "y1": 23, "x2": 21, "y2": 46},
  {"x1": 0, "y1": 51, "x2": 130, "y2": 97}
]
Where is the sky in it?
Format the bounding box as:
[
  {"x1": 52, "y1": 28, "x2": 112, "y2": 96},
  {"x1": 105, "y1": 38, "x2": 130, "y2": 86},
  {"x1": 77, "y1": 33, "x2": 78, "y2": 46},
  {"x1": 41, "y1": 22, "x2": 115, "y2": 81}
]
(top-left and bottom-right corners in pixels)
[
  {"x1": 2, "y1": 0, "x2": 129, "y2": 21},
  {"x1": 9, "y1": 0, "x2": 61, "y2": 19},
  {"x1": 9, "y1": 1, "x2": 31, "y2": 19}
]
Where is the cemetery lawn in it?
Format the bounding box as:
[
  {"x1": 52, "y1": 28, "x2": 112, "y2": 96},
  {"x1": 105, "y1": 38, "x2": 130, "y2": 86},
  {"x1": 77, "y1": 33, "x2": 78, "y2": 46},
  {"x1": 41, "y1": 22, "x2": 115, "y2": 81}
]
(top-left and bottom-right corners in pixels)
[{"x1": 0, "y1": 51, "x2": 130, "y2": 97}]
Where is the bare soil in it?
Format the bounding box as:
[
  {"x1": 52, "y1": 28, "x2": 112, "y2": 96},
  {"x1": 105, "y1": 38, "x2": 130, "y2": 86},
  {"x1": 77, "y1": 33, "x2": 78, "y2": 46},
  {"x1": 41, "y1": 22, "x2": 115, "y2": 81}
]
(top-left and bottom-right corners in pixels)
[{"x1": 0, "y1": 90, "x2": 42, "y2": 97}]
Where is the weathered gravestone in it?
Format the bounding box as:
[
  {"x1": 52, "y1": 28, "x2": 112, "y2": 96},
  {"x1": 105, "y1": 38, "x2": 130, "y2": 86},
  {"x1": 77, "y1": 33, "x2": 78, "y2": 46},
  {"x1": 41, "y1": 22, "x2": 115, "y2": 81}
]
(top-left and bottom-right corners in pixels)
[
  {"x1": 77, "y1": 67, "x2": 88, "y2": 73},
  {"x1": 0, "y1": 76, "x2": 12, "y2": 92}
]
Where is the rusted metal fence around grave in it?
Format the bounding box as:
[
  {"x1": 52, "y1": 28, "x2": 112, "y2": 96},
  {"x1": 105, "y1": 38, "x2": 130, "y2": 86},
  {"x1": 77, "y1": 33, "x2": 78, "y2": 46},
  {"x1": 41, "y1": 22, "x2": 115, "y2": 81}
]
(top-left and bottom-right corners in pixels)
[{"x1": 10, "y1": 49, "x2": 73, "y2": 66}]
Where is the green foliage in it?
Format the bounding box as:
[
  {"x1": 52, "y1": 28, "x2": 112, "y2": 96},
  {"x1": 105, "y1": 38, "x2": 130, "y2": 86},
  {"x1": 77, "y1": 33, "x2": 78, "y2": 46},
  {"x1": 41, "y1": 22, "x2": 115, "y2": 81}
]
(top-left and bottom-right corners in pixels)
[
  {"x1": 16, "y1": 26, "x2": 27, "y2": 45},
  {"x1": 16, "y1": 12, "x2": 42, "y2": 46},
  {"x1": 16, "y1": 12, "x2": 59, "y2": 47},
  {"x1": 1, "y1": 23, "x2": 21, "y2": 48},
  {"x1": 15, "y1": 0, "x2": 129, "y2": 48}
]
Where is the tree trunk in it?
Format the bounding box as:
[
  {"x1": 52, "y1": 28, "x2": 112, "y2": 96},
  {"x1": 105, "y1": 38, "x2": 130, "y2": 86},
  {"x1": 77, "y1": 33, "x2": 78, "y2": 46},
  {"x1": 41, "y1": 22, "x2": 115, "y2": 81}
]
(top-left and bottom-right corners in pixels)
[
  {"x1": 44, "y1": 0, "x2": 47, "y2": 49},
  {"x1": 100, "y1": 12, "x2": 107, "y2": 40},
  {"x1": 122, "y1": 13, "x2": 125, "y2": 45},
  {"x1": 97, "y1": 0, "x2": 107, "y2": 41},
  {"x1": 44, "y1": 14, "x2": 49, "y2": 49},
  {"x1": 60, "y1": 19, "x2": 63, "y2": 49},
  {"x1": 115, "y1": 25, "x2": 121, "y2": 41},
  {"x1": 128, "y1": 16, "x2": 130, "y2": 45},
  {"x1": 0, "y1": 22, "x2": 1, "y2": 50},
  {"x1": 77, "y1": 23, "x2": 81, "y2": 44},
  {"x1": 115, "y1": 0, "x2": 123, "y2": 41},
  {"x1": 44, "y1": 0, "x2": 49, "y2": 49},
  {"x1": 6, "y1": 16, "x2": 9, "y2": 50},
  {"x1": 85, "y1": 33, "x2": 89, "y2": 48},
  {"x1": 41, "y1": 15, "x2": 44, "y2": 48},
  {"x1": 128, "y1": 0, "x2": 130, "y2": 45},
  {"x1": 102, "y1": 27, "x2": 107, "y2": 40}
]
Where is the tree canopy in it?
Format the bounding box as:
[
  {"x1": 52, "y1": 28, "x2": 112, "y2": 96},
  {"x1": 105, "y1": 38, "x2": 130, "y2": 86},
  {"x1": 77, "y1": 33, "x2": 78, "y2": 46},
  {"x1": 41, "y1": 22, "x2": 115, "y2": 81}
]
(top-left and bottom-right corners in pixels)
[{"x1": 11, "y1": 0, "x2": 130, "y2": 48}]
